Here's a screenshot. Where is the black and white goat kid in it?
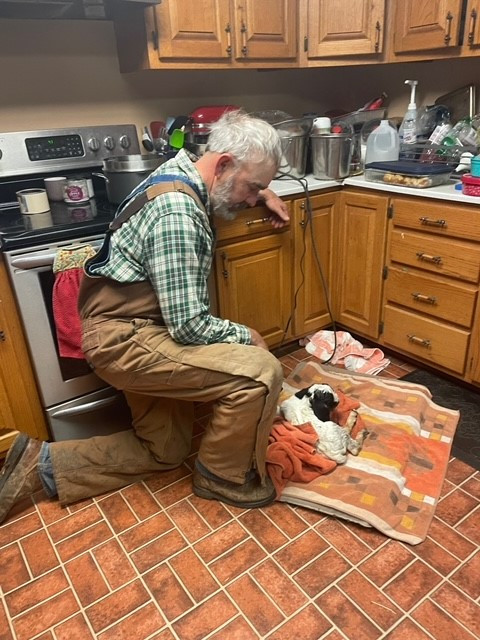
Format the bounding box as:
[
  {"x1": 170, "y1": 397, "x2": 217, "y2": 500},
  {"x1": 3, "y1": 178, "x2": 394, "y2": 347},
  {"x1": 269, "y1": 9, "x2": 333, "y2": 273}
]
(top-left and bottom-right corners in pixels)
[{"x1": 280, "y1": 384, "x2": 368, "y2": 464}]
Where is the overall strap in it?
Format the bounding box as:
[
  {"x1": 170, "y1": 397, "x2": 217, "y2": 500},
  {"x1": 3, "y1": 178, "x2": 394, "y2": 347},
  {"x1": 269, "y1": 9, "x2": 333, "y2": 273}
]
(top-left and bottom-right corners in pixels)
[
  {"x1": 84, "y1": 175, "x2": 207, "y2": 275},
  {"x1": 109, "y1": 177, "x2": 206, "y2": 231}
]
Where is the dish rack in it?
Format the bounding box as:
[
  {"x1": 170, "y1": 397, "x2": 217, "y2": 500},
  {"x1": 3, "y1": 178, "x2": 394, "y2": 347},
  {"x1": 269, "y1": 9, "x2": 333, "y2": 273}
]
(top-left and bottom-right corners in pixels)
[{"x1": 399, "y1": 142, "x2": 478, "y2": 168}]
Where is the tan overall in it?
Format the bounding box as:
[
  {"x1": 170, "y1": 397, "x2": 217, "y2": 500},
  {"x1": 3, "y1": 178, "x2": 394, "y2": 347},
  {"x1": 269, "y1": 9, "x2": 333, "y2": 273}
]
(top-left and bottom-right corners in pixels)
[{"x1": 49, "y1": 181, "x2": 283, "y2": 505}]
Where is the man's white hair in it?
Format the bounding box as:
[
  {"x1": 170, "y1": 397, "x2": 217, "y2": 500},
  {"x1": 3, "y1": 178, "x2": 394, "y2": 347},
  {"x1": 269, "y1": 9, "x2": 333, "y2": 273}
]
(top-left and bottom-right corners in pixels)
[{"x1": 206, "y1": 109, "x2": 283, "y2": 170}]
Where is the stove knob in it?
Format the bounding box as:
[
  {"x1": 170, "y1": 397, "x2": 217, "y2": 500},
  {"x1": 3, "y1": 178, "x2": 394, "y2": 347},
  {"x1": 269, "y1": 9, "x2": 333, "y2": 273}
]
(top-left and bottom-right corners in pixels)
[
  {"x1": 104, "y1": 136, "x2": 115, "y2": 151},
  {"x1": 119, "y1": 135, "x2": 131, "y2": 149},
  {"x1": 87, "y1": 137, "x2": 101, "y2": 152}
]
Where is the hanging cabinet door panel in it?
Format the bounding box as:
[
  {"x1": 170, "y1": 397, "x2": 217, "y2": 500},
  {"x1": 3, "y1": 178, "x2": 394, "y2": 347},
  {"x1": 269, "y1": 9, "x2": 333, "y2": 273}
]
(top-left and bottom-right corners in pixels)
[
  {"x1": 292, "y1": 192, "x2": 336, "y2": 337},
  {"x1": 215, "y1": 233, "x2": 292, "y2": 347},
  {"x1": 154, "y1": 0, "x2": 231, "y2": 60},
  {"x1": 233, "y1": 0, "x2": 297, "y2": 60},
  {"x1": 393, "y1": 0, "x2": 463, "y2": 53},
  {"x1": 307, "y1": 0, "x2": 385, "y2": 58},
  {"x1": 464, "y1": 0, "x2": 480, "y2": 48},
  {"x1": 334, "y1": 190, "x2": 388, "y2": 339}
]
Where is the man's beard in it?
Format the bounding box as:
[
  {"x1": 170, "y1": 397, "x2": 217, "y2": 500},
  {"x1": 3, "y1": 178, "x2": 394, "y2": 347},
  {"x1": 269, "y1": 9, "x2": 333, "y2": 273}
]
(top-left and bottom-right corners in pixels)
[{"x1": 211, "y1": 173, "x2": 247, "y2": 220}]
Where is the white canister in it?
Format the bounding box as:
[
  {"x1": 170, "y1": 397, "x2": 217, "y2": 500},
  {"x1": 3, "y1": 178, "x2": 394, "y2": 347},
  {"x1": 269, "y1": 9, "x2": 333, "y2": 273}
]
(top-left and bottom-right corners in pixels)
[
  {"x1": 44, "y1": 176, "x2": 67, "y2": 202},
  {"x1": 16, "y1": 188, "x2": 50, "y2": 214},
  {"x1": 63, "y1": 179, "x2": 89, "y2": 204}
]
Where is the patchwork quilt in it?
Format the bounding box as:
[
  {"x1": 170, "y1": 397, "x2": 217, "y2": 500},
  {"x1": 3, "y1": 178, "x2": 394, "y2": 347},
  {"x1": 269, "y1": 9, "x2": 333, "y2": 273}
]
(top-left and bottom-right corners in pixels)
[{"x1": 278, "y1": 361, "x2": 460, "y2": 545}]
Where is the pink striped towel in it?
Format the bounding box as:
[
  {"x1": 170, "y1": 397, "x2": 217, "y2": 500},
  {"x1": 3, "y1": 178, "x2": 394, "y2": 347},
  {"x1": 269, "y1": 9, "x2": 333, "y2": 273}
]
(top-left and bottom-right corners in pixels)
[{"x1": 300, "y1": 330, "x2": 390, "y2": 375}]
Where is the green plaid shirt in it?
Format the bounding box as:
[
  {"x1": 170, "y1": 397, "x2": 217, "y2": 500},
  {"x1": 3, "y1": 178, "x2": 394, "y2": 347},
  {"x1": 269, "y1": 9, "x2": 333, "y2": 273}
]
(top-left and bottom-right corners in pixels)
[{"x1": 90, "y1": 149, "x2": 251, "y2": 345}]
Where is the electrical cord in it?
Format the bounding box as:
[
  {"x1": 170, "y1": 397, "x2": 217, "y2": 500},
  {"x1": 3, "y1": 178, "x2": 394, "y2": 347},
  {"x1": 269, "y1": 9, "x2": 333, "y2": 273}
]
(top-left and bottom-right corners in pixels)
[{"x1": 274, "y1": 170, "x2": 338, "y2": 365}]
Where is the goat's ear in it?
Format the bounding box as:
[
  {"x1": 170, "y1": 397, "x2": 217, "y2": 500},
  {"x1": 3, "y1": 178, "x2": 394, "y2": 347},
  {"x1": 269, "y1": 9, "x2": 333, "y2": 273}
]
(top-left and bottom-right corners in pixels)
[{"x1": 295, "y1": 388, "x2": 310, "y2": 399}]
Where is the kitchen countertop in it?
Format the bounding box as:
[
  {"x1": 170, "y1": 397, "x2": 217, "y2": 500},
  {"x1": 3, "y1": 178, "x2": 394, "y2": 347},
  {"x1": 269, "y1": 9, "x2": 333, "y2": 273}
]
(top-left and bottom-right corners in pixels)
[
  {"x1": 269, "y1": 172, "x2": 480, "y2": 206},
  {"x1": 270, "y1": 175, "x2": 340, "y2": 197},
  {"x1": 344, "y1": 174, "x2": 480, "y2": 205}
]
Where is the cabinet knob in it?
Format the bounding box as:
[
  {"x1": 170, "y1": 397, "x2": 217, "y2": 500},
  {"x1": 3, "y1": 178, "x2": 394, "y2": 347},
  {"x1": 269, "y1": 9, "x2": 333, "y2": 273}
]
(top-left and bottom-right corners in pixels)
[
  {"x1": 416, "y1": 252, "x2": 443, "y2": 265},
  {"x1": 407, "y1": 334, "x2": 431, "y2": 348},
  {"x1": 419, "y1": 216, "x2": 446, "y2": 227},
  {"x1": 0, "y1": 330, "x2": 5, "y2": 341},
  {"x1": 412, "y1": 292, "x2": 437, "y2": 305}
]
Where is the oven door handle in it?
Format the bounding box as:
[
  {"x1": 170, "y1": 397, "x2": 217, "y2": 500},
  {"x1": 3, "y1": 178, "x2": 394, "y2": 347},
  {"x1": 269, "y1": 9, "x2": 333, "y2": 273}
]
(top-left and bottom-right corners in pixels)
[
  {"x1": 9, "y1": 241, "x2": 102, "y2": 270},
  {"x1": 50, "y1": 395, "x2": 119, "y2": 418}
]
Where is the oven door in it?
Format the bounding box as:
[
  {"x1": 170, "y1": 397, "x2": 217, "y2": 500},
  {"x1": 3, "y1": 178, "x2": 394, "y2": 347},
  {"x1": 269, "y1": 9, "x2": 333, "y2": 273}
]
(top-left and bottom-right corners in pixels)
[
  {"x1": 4, "y1": 236, "x2": 107, "y2": 408},
  {"x1": 48, "y1": 387, "x2": 131, "y2": 441}
]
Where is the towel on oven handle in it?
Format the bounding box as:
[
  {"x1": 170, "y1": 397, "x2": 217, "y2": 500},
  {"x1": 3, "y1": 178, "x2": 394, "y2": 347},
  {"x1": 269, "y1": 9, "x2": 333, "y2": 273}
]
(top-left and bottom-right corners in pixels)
[{"x1": 52, "y1": 245, "x2": 97, "y2": 359}]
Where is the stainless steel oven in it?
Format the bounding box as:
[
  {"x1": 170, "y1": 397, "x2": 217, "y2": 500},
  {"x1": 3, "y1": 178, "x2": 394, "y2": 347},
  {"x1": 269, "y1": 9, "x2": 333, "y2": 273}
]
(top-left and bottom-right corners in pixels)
[{"x1": 0, "y1": 125, "x2": 141, "y2": 441}]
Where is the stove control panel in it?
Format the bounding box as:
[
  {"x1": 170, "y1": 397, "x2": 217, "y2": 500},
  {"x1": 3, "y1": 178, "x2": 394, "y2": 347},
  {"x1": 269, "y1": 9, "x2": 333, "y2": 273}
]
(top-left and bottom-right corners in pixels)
[{"x1": 0, "y1": 125, "x2": 140, "y2": 178}]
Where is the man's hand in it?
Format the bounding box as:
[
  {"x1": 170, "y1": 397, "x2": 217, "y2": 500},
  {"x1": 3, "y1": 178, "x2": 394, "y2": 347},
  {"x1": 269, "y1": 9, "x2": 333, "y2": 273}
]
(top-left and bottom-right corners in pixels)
[
  {"x1": 249, "y1": 328, "x2": 269, "y2": 351},
  {"x1": 258, "y1": 188, "x2": 290, "y2": 229}
]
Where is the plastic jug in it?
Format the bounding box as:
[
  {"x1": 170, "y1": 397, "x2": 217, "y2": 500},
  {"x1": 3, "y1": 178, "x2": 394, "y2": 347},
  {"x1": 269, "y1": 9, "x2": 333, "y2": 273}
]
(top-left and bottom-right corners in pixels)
[{"x1": 365, "y1": 120, "x2": 400, "y2": 164}]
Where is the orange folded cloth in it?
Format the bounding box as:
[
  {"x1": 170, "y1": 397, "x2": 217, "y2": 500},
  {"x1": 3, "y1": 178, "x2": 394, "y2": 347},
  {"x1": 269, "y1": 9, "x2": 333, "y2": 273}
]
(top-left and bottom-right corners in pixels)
[{"x1": 266, "y1": 418, "x2": 337, "y2": 497}]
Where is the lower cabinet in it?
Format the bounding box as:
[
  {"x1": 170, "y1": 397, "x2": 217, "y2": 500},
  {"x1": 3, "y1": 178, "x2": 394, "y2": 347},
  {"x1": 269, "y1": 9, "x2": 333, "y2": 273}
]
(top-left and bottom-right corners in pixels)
[
  {"x1": 334, "y1": 189, "x2": 389, "y2": 339},
  {"x1": 0, "y1": 260, "x2": 48, "y2": 454},
  {"x1": 214, "y1": 203, "x2": 293, "y2": 347},
  {"x1": 381, "y1": 195, "x2": 480, "y2": 380},
  {"x1": 291, "y1": 191, "x2": 336, "y2": 337}
]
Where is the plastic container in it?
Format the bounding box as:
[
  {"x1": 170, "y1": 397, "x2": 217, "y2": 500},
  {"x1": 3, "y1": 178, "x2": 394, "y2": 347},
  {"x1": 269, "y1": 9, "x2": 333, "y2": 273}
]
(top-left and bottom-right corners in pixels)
[
  {"x1": 399, "y1": 80, "x2": 418, "y2": 145},
  {"x1": 365, "y1": 160, "x2": 452, "y2": 188},
  {"x1": 365, "y1": 120, "x2": 400, "y2": 164},
  {"x1": 462, "y1": 173, "x2": 480, "y2": 196},
  {"x1": 470, "y1": 154, "x2": 480, "y2": 177},
  {"x1": 312, "y1": 117, "x2": 331, "y2": 134}
]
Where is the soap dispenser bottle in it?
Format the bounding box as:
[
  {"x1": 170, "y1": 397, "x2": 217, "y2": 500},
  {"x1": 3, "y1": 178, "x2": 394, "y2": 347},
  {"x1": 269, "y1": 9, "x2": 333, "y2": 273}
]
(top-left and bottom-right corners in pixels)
[{"x1": 399, "y1": 80, "x2": 418, "y2": 145}]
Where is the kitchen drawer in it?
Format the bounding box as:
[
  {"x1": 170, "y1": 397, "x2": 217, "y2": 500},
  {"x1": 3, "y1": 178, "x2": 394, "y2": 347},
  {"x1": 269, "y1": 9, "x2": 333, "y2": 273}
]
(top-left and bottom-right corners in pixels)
[
  {"x1": 391, "y1": 197, "x2": 480, "y2": 241},
  {"x1": 385, "y1": 266, "x2": 477, "y2": 328},
  {"x1": 383, "y1": 305, "x2": 469, "y2": 374},
  {"x1": 390, "y1": 229, "x2": 480, "y2": 283},
  {"x1": 215, "y1": 202, "x2": 292, "y2": 243}
]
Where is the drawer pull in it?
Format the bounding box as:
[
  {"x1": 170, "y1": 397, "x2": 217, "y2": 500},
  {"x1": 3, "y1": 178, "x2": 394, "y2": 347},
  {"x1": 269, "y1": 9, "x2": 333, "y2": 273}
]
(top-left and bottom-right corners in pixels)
[
  {"x1": 245, "y1": 217, "x2": 270, "y2": 226},
  {"x1": 419, "y1": 217, "x2": 446, "y2": 227},
  {"x1": 416, "y1": 252, "x2": 443, "y2": 265},
  {"x1": 407, "y1": 334, "x2": 431, "y2": 348},
  {"x1": 412, "y1": 292, "x2": 437, "y2": 305}
]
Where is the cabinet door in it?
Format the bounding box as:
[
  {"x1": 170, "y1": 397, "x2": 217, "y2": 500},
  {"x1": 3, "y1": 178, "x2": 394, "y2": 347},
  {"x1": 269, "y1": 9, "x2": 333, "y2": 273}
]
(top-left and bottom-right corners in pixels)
[
  {"x1": 154, "y1": 0, "x2": 231, "y2": 60},
  {"x1": 393, "y1": 0, "x2": 463, "y2": 53},
  {"x1": 334, "y1": 190, "x2": 388, "y2": 339},
  {"x1": 464, "y1": 0, "x2": 480, "y2": 49},
  {"x1": 233, "y1": 0, "x2": 297, "y2": 60},
  {"x1": 215, "y1": 232, "x2": 292, "y2": 347},
  {"x1": 307, "y1": 0, "x2": 385, "y2": 58},
  {"x1": 0, "y1": 261, "x2": 48, "y2": 449},
  {"x1": 292, "y1": 192, "x2": 336, "y2": 336}
]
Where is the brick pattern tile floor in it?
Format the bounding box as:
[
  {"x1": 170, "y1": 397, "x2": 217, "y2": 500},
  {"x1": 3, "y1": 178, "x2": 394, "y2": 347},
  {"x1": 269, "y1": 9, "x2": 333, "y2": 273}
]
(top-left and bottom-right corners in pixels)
[{"x1": 1, "y1": 348, "x2": 479, "y2": 639}]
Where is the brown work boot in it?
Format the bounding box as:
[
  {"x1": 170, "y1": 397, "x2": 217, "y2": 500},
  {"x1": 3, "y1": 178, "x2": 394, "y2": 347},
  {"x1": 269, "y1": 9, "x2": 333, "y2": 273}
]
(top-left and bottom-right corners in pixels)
[
  {"x1": 192, "y1": 469, "x2": 276, "y2": 509},
  {"x1": 0, "y1": 435, "x2": 43, "y2": 524}
]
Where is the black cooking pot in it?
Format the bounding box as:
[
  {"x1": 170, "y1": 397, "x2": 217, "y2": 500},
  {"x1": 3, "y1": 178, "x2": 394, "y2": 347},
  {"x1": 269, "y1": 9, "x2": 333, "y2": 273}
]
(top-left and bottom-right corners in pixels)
[{"x1": 93, "y1": 154, "x2": 166, "y2": 204}]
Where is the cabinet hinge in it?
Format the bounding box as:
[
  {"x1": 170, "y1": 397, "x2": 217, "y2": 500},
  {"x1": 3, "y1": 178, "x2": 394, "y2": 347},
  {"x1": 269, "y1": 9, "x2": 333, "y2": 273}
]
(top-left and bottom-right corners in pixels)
[
  {"x1": 382, "y1": 265, "x2": 389, "y2": 280},
  {"x1": 378, "y1": 321, "x2": 384, "y2": 335},
  {"x1": 152, "y1": 29, "x2": 159, "y2": 51},
  {"x1": 387, "y1": 204, "x2": 394, "y2": 219},
  {"x1": 304, "y1": 36, "x2": 308, "y2": 52},
  {"x1": 0, "y1": 331, "x2": 5, "y2": 342}
]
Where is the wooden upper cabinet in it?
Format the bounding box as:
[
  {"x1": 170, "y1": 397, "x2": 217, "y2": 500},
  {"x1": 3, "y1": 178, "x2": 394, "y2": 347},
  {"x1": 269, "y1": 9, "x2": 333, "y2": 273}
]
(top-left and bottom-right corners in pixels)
[
  {"x1": 464, "y1": 0, "x2": 480, "y2": 49},
  {"x1": 232, "y1": 0, "x2": 297, "y2": 60},
  {"x1": 393, "y1": 0, "x2": 463, "y2": 53},
  {"x1": 154, "y1": 0, "x2": 231, "y2": 60},
  {"x1": 306, "y1": 0, "x2": 385, "y2": 58}
]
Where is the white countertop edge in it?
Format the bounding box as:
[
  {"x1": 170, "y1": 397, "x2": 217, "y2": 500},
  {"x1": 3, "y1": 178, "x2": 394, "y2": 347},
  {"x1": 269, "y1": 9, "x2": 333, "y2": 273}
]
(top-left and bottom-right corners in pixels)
[
  {"x1": 343, "y1": 175, "x2": 480, "y2": 206},
  {"x1": 270, "y1": 175, "x2": 340, "y2": 197},
  {"x1": 268, "y1": 172, "x2": 480, "y2": 206}
]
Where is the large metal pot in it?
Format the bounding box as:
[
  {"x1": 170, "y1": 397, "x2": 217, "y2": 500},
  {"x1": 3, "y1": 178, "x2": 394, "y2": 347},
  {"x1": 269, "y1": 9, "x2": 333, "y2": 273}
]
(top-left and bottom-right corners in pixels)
[
  {"x1": 310, "y1": 133, "x2": 353, "y2": 180},
  {"x1": 93, "y1": 154, "x2": 165, "y2": 204},
  {"x1": 273, "y1": 117, "x2": 313, "y2": 178}
]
